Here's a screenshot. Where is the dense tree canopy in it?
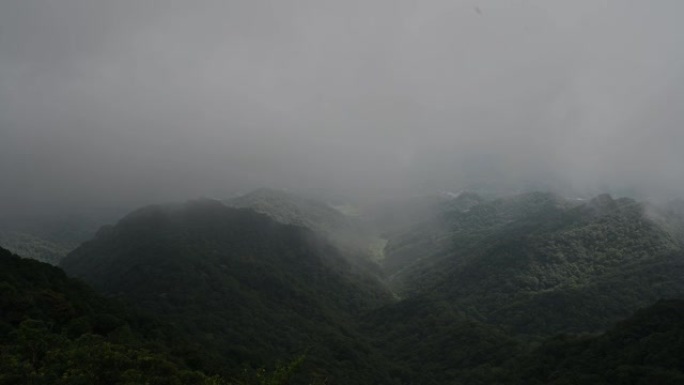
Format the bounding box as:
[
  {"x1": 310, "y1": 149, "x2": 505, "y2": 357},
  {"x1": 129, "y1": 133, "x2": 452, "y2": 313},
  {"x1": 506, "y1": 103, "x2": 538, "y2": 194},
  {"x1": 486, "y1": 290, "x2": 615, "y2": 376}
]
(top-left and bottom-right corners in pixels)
[{"x1": 5, "y1": 191, "x2": 684, "y2": 384}]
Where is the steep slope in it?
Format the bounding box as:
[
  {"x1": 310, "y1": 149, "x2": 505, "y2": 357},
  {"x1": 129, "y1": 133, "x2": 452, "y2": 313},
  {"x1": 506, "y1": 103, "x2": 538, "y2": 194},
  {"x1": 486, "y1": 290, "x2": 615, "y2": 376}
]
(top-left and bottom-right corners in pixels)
[
  {"x1": 61, "y1": 199, "x2": 398, "y2": 384},
  {"x1": 503, "y1": 299, "x2": 684, "y2": 384},
  {"x1": 0, "y1": 211, "x2": 122, "y2": 265},
  {"x1": 35, "y1": 193, "x2": 684, "y2": 384},
  {"x1": 387, "y1": 192, "x2": 684, "y2": 335},
  {"x1": 0, "y1": 246, "x2": 221, "y2": 384},
  {"x1": 360, "y1": 294, "x2": 522, "y2": 385},
  {"x1": 227, "y1": 188, "x2": 385, "y2": 276},
  {"x1": 0, "y1": 231, "x2": 70, "y2": 265},
  {"x1": 227, "y1": 188, "x2": 360, "y2": 237},
  {"x1": 379, "y1": 192, "x2": 487, "y2": 283},
  {"x1": 383, "y1": 191, "x2": 562, "y2": 290}
]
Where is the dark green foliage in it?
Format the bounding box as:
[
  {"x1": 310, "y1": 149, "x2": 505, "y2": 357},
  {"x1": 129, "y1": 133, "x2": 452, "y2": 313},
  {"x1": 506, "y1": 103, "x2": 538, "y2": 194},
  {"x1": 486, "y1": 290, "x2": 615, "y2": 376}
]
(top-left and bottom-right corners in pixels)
[
  {"x1": 502, "y1": 299, "x2": 684, "y2": 384},
  {"x1": 361, "y1": 295, "x2": 522, "y2": 385},
  {"x1": 0, "y1": 246, "x2": 222, "y2": 384},
  {"x1": 1, "y1": 324, "x2": 221, "y2": 385},
  {"x1": 227, "y1": 188, "x2": 387, "y2": 276},
  {"x1": 379, "y1": 192, "x2": 487, "y2": 280},
  {"x1": 61, "y1": 200, "x2": 398, "y2": 384},
  {"x1": 0, "y1": 246, "x2": 329, "y2": 385},
  {"x1": 384, "y1": 192, "x2": 684, "y2": 335},
  {"x1": 20, "y1": 191, "x2": 684, "y2": 384},
  {"x1": 0, "y1": 212, "x2": 119, "y2": 265},
  {"x1": 226, "y1": 189, "x2": 360, "y2": 239}
]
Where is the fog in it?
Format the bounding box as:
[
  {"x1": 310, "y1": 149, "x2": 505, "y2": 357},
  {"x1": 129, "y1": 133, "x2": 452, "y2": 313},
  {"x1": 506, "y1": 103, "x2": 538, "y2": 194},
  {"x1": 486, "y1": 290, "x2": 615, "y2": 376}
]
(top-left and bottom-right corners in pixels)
[{"x1": 2, "y1": 0, "x2": 684, "y2": 218}]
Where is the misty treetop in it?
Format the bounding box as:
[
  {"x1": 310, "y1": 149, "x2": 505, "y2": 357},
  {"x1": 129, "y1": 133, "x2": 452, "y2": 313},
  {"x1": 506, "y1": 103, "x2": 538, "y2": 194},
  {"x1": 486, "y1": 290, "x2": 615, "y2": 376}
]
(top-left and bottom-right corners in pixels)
[
  {"x1": 5, "y1": 186, "x2": 684, "y2": 383},
  {"x1": 4, "y1": 1, "x2": 684, "y2": 383}
]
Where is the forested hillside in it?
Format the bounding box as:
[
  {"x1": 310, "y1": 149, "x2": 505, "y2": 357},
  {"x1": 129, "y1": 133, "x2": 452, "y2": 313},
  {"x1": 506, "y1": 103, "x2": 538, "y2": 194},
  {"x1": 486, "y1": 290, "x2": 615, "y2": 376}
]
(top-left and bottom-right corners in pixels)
[
  {"x1": 43, "y1": 191, "x2": 684, "y2": 384},
  {"x1": 226, "y1": 188, "x2": 361, "y2": 238},
  {"x1": 360, "y1": 294, "x2": 523, "y2": 384},
  {"x1": 0, "y1": 246, "x2": 222, "y2": 384},
  {"x1": 0, "y1": 212, "x2": 120, "y2": 265},
  {"x1": 0, "y1": 231, "x2": 70, "y2": 265},
  {"x1": 383, "y1": 192, "x2": 684, "y2": 335},
  {"x1": 4, "y1": 0, "x2": 682, "y2": 382},
  {"x1": 61, "y1": 199, "x2": 398, "y2": 384},
  {"x1": 501, "y1": 299, "x2": 684, "y2": 384},
  {"x1": 227, "y1": 188, "x2": 385, "y2": 274}
]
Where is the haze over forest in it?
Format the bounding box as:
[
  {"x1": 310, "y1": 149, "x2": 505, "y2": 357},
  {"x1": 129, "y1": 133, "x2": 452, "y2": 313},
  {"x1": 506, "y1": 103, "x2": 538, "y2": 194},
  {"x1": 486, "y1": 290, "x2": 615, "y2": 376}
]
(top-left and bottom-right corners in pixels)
[
  {"x1": 2, "y1": 0, "x2": 684, "y2": 221},
  {"x1": 5, "y1": 2, "x2": 684, "y2": 384}
]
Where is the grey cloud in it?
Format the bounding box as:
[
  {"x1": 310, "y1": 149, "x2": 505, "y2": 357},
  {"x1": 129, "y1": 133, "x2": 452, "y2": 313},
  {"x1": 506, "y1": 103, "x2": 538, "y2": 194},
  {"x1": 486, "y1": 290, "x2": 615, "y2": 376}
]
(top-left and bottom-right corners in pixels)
[{"x1": 1, "y1": 0, "x2": 684, "y2": 218}]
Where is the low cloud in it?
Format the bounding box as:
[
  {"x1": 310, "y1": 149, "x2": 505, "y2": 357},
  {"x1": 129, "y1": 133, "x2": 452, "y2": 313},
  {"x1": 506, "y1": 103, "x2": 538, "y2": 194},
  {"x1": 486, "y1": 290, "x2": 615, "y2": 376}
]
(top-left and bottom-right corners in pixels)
[{"x1": 1, "y1": 0, "x2": 683, "y2": 218}]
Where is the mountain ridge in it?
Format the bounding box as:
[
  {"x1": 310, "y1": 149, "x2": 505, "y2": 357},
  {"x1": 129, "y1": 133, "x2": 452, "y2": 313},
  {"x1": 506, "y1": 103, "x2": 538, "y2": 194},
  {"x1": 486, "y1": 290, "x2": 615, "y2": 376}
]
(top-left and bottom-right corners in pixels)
[
  {"x1": 60, "y1": 199, "x2": 399, "y2": 383},
  {"x1": 382, "y1": 192, "x2": 684, "y2": 335}
]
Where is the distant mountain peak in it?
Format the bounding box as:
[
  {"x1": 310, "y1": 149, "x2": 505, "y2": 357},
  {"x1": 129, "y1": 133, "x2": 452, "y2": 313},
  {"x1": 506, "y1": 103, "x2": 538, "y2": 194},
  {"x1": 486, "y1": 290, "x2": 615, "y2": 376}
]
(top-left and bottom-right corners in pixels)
[{"x1": 226, "y1": 188, "x2": 358, "y2": 233}]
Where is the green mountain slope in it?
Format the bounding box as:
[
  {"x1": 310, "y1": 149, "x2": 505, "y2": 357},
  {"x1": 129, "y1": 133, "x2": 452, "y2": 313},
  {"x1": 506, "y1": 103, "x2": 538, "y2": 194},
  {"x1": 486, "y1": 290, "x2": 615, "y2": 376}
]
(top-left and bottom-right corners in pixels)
[
  {"x1": 386, "y1": 192, "x2": 684, "y2": 335},
  {"x1": 379, "y1": 192, "x2": 487, "y2": 283},
  {"x1": 46, "y1": 192, "x2": 684, "y2": 384},
  {"x1": 61, "y1": 199, "x2": 398, "y2": 384},
  {"x1": 0, "y1": 231, "x2": 71, "y2": 265},
  {"x1": 0, "y1": 211, "x2": 123, "y2": 265},
  {"x1": 227, "y1": 189, "x2": 359, "y2": 238},
  {"x1": 503, "y1": 299, "x2": 684, "y2": 384},
  {"x1": 227, "y1": 189, "x2": 385, "y2": 275},
  {"x1": 0, "y1": 246, "x2": 222, "y2": 385},
  {"x1": 360, "y1": 294, "x2": 522, "y2": 385}
]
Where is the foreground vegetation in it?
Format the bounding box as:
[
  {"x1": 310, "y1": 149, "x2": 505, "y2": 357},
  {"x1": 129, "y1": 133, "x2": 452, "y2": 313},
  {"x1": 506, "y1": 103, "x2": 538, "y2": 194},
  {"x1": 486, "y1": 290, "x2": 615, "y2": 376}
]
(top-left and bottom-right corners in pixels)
[
  {"x1": 5, "y1": 242, "x2": 684, "y2": 384},
  {"x1": 5, "y1": 191, "x2": 684, "y2": 383}
]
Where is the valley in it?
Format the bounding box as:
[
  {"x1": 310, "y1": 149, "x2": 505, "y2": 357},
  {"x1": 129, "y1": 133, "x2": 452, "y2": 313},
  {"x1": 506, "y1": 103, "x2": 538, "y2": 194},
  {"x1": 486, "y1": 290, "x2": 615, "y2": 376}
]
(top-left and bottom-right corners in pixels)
[
  {"x1": 3, "y1": 2, "x2": 682, "y2": 383},
  {"x1": 3, "y1": 188, "x2": 684, "y2": 384}
]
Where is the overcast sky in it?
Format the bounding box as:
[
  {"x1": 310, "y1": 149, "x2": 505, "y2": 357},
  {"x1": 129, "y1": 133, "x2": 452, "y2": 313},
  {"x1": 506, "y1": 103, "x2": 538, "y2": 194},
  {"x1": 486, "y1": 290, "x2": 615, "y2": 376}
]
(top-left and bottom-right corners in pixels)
[{"x1": 1, "y1": 0, "x2": 684, "y2": 217}]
